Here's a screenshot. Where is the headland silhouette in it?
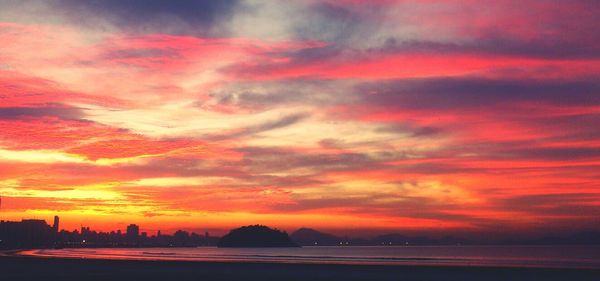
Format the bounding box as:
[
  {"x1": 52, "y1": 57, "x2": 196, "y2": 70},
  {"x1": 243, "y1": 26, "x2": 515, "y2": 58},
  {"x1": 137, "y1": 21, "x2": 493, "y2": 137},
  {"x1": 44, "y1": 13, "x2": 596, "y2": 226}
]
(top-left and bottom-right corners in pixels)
[{"x1": 217, "y1": 225, "x2": 298, "y2": 248}]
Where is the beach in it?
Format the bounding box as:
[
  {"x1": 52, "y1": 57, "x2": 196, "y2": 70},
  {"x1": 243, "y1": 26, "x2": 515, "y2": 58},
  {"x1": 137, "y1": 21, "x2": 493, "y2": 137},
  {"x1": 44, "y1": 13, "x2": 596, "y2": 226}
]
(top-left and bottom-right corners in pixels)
[{"x1": 2, "y1": 254, "x2": 599, "y2": 281}]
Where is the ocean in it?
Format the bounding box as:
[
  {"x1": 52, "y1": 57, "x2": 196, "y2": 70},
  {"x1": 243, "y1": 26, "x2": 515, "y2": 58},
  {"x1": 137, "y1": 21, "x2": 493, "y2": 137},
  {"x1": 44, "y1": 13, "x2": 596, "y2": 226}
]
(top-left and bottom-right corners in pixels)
[{"x1": 20, "y1": 245, "x2": 600, "y2": 269}]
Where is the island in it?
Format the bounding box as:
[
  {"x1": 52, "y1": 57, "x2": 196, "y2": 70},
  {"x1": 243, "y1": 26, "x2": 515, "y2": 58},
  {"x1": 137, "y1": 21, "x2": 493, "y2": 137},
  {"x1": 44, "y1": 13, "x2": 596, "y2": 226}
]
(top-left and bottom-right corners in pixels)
[{"x1": 217, "y1": 225, "x2": 299, "y2": 248}]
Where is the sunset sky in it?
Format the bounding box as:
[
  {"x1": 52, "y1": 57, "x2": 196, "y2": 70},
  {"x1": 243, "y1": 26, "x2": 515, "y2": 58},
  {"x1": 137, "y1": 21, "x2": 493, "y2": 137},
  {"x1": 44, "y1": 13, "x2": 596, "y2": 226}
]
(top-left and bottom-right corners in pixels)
[{"x1": 1, "y1": 0, "x2": 599, "y2": 236}]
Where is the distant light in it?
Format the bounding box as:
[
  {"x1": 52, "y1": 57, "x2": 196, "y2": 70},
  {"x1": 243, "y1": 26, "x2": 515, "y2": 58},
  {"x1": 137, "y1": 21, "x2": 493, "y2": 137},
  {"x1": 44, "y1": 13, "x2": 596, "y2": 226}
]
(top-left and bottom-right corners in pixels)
[{"x1": 82, "y1": 240, "x2": 86, "y2": 243}]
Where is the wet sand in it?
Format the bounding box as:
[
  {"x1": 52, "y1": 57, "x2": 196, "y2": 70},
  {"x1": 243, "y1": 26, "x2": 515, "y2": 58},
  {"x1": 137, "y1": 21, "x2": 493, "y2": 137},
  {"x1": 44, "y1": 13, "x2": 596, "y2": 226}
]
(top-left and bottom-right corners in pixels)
[{"x1": 1, "y1": 254, "x2": 599, "y2": 281}]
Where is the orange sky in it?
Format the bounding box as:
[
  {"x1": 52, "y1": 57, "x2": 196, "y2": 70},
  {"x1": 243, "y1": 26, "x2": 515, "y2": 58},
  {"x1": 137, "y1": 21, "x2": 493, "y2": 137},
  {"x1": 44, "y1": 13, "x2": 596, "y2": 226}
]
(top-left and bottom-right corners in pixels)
[{"x1": 1, "y1": 0, "x2": 600, "y2": 236}]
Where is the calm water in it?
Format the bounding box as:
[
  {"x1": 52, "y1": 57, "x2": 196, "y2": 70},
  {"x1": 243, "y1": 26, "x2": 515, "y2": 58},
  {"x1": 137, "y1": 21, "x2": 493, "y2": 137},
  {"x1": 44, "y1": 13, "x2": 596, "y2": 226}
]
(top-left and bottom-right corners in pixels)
[{"x1": 20, "y1": 246, "x2": 600, "y2": 269}]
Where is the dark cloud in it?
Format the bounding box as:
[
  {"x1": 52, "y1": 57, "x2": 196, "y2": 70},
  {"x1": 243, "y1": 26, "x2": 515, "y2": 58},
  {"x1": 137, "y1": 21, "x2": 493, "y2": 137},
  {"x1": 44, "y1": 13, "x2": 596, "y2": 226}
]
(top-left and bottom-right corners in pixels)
[
  {"x1": 292, "y1": 2, "x2": 378, "y2": 44},
  {"x1": 356, "y1": 78, "x2": 600, "y2": 110},
  {"x1": 498, "y1": 147, "x2": 600, "y2": 161},
  {"x1": 224, "y1": 72, "x2": 600, "y2": 115},
  {"x1": 207, "y1": 79, "x2": 351, "y2": 112},
  {"x1": 283, "y1": 45, "x2": 344, "y2": 65},
  {"x1": 102, "y1": 48, "x2": 181, "y2": 60},
  {"x1": 222, "y1": 45, "x2": 359, "y2": 80},
  {"x1": 0, "y1": 104, "x2": 84, "y2": 120},
  {"x1": 1, "y1": 0, "x2": 240, "y2": 36},
  {"x1": 244, "y1": 113, "x2": 307, "y2": 133},
  {"x1": 377, "y1": 36, "x2": 600, "y2": 60},
  {"x1": 206, "y1": 113, "x2": 309, "y2": 141},
  {"x1": 395, "y1": 163, "x2": 483, "y2": 175},
  {"x1": 499, "y1": 193, "x2": 600, "y2": 217},
  {"x1": 442, "y1": 136, "x2": 600, "y2": 163},
  {"x1": 376, "y1": 123, "x2": 444, "y2": 137},
  {"x1": 237, "y1": 146, "x2": 387, "y2": 173}
]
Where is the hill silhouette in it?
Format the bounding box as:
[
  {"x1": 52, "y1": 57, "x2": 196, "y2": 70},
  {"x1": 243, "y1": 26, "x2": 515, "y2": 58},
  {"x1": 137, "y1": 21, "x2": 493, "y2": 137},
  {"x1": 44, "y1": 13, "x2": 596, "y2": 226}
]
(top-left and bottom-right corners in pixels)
[
  {"x1": 217, "y1": 225, "x2": 299, "y2": 248},
  {"x1": 290, "y1": 228, "x2": 341, "y2": 246}
]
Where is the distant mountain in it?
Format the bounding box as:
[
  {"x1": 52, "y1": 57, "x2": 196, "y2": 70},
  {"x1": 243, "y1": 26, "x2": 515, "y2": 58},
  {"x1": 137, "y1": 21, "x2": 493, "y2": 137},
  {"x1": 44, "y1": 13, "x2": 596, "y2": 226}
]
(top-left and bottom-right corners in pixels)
[
  {"x1": 371, "y1": 233, "x2": 410, "y2": 245},
  {"x1": 217, "y1": 225, "x2": 299, "y2": 248},
  {"x1": 291, "y1": 229, "x2": 467, "y2": 246},
  {"x1": 233, "y1": 226, "x2": 600, "y2": 247},
  {"x1": 290, "y1": 228, "x2": 342, "y2": 246}
]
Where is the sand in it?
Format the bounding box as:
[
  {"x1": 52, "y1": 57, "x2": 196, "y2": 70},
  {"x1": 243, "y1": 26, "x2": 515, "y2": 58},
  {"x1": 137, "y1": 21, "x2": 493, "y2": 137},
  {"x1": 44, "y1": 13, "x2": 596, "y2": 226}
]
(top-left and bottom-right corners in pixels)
[{"x1": 1, "y1": 254, "x2": 599, "y2": 281}]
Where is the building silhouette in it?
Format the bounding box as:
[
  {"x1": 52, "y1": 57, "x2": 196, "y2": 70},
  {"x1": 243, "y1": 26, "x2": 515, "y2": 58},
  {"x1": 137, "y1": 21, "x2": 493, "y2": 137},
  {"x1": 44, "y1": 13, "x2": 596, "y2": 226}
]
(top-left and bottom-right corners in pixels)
[
  {"x1": 126, "y1": 224, "x2": 139, "y2": 238},
  {"x1": 1, "y1": 215, "x2": 216, "y2": 249},
  {"x1": 53, "y1": 216, "x2": 60, "y2": 232},
  {"x1": 0, "y1": 219, "x2": 55, "y2": 249}
]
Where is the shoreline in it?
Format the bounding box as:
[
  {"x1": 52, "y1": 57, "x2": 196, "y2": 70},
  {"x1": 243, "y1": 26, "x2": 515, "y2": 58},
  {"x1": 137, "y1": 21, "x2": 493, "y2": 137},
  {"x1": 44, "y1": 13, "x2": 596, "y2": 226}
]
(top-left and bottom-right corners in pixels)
[{"x1": 2, "y1": 252, "x2": 600, "y2": 281}]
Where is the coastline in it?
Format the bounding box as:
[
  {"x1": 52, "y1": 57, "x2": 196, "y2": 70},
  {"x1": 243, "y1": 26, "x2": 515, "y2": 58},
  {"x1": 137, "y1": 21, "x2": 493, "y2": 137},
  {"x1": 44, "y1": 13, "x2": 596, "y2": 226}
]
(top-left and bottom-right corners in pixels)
[{"x1": 2, "y1": 252, "x2": 600, "y2": 281}]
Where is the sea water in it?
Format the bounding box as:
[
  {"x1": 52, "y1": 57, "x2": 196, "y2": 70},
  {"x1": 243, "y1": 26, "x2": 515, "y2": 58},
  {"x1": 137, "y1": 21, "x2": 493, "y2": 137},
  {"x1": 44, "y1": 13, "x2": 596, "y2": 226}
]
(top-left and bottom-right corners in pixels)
[{"x1": 21, "y1": 245, "x2": 600, "y2": 269}]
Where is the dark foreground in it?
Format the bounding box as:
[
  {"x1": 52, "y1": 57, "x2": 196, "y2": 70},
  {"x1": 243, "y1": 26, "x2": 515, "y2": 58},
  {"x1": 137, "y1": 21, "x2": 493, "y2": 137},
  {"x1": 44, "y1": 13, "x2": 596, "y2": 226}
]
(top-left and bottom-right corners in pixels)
[{"x1": 1, "y1": 255, "x2": 599, "y2": 281}]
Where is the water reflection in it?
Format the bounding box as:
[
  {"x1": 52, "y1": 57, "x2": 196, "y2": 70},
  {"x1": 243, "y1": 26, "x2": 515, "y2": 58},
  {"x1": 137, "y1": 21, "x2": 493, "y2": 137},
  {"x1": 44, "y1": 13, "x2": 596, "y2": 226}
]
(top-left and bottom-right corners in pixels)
[{"x1": 21, "y1": 245, "x2": 600, "y2": 269}]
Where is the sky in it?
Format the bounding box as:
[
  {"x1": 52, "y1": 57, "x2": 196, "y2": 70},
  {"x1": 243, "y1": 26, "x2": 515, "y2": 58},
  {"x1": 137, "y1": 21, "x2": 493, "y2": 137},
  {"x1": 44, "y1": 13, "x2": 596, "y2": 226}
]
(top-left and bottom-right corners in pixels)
[{"x1": 0, "y1": 0, "x2": 599, "y2": 237}]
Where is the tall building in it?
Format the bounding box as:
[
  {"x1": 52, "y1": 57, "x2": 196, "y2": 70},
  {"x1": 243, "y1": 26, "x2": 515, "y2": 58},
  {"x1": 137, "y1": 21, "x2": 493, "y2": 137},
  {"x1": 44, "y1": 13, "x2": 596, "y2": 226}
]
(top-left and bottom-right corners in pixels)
[
  {"x1": 81, "y1": 226, "x2": 91, "y2": 235},
  {"x1": 126, "y1": 224, "x2": 139, "y2": 238},
  {"x1": 0, "y1": 219, "x2": 55, "y2": 249},
  {"x1": 52, "y1": 216, "x2": 59, "y2": 232}
]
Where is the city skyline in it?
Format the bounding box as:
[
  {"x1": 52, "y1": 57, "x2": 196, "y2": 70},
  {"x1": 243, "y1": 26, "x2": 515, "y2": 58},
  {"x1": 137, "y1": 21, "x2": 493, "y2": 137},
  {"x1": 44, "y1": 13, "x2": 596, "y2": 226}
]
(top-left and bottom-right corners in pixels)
[
  {"x1": 1, "y1": 0, "x2": 600, "y2": 237},
  {"x1": 3, "y1": 215, "x2": 598, "y2": 249}
]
